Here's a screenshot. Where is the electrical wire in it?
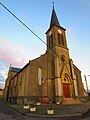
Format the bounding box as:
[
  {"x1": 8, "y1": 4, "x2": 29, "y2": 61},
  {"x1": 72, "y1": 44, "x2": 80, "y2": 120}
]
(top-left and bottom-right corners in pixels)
[{"x1": 0, "y1": 2, "x2": 60, "y2": 59}]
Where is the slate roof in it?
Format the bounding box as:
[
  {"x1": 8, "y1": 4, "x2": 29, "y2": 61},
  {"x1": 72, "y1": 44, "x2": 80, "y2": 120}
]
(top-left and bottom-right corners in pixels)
[
  {"x1": 12, "y1": 67, "x2": 21, "y2": 73},
  {"x1": 50, "y1": 6, "x2": 60, "y2": 28}
]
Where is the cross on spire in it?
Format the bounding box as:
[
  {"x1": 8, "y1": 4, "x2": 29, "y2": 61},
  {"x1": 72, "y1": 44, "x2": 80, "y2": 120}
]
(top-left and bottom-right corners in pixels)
[
  {"x1": 52, "y1": 1, "x2": 54, "y2": 8},
  {"x1": 50, "y1": 2, "x2": 60, "y2": 28}
]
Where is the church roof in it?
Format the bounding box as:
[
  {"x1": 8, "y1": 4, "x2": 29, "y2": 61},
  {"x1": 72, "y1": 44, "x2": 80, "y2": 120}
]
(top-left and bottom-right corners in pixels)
[
  {"x1": 12, "y1": 67, "x2": 21, "y2": 73},
  {"x1": 46, "y1": 6, "x2": 66, "y2": 34},
  {"x1": 50, "y1": 6, "x2": 60, "y2": 28}
]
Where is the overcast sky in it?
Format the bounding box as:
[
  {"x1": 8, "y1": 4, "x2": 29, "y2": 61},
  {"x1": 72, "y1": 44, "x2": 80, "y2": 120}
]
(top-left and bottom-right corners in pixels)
[{"x1": 0, "y1": 0, "x2": 90, "y2": 90}]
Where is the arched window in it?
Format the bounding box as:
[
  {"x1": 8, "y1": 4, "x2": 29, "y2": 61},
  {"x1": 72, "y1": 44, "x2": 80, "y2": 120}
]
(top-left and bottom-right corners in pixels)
[
  {"x1": 74, "y1": 74, "x2": 78, "y2": 87},
  {"x1": 38, "y1": 67, "x2": 42, "y2": 85},
  {"x1": 58, "y1": 33, "x2": 60, "y2": 44},
  {"x1": 48, "y1": 37, "x2": 50, "y2": 48},
  {"x1": 61, "y1": 35, "x2": 64, "y2": 46},
  {"x1": 51, "y1": 34, "x2": 53, "y2": 45}
]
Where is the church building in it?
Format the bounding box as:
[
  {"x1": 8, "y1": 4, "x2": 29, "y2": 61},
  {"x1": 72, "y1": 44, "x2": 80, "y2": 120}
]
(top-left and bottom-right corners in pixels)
[{"x1": 4, "y1": 6, "x2": 85, "y2": 104}]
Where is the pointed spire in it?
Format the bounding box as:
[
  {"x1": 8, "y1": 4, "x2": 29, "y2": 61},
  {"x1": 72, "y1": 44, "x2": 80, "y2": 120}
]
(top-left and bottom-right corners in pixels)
[{"x1": 50, "y1": 4, "x2": 60, "y2": 28}]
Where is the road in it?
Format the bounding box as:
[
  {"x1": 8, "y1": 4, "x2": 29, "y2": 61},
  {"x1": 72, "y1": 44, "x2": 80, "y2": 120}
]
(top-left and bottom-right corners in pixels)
[
  {"x1": 0, "y1": 100, "x2": 50, "y2": 120},
  {"x1": 80, "y1": 109, "x2": 90, "y2": 120},
  {"x1": 0, "y1": 100, "x2": 90, "y2": 120}
]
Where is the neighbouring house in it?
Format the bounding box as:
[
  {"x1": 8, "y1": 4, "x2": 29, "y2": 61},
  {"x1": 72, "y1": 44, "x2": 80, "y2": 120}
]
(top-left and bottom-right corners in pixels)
[
  {"x1": 3, "y1": 66, "x2": 21, "y2": 101},
  {"x1": 0, "y1": 89, "x2": 3, "y2": 96}
]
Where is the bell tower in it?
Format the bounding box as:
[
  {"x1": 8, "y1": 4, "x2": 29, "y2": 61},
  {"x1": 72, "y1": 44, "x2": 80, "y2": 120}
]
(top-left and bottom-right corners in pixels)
[
  {"x1": 46, "y1": 6, "x2": 68, "y2": 51},
  {"x1": 46, "y1": 6, "x2": 74, "y2": 103}
]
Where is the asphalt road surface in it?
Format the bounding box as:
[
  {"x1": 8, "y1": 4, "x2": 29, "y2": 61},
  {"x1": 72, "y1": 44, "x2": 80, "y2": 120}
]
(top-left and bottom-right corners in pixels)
[
  {"x1": 80, "y1": 109, "x2": 90, "y2": 120},
  {"x1": 0, "y1": 100, "x2": 90, "y2": 120},
  {"x1": 0, "y1": 100, "x2": 50, "y2": 120}
]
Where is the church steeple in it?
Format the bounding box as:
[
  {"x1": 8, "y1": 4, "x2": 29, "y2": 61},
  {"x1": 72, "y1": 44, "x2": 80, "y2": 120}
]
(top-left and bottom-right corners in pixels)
[
  {"x1": 50, "y1": 6, "x2": 60, "y2": 28},
  {"x1": 46, "y1": 5, "x2": 67, "y2": 50}
]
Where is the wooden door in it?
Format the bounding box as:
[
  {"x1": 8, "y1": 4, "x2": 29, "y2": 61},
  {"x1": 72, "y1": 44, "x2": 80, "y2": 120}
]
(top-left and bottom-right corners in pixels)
[{"x1": 63, "y1": 83, "x2": 70, "y2": 98}]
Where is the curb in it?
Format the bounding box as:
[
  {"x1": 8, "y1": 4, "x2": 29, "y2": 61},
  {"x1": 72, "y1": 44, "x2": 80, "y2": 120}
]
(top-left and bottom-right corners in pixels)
[
  {"x1": 26, "y1": 113, "x2": 83, "y2": 118},
  {"x1": 11, "y1": 107, "x2": 90, "y2": 119}
]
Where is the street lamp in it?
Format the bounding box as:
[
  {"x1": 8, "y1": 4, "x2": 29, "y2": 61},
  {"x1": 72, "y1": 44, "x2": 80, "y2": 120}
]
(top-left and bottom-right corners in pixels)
[
  {"x1": 84, "y1": 75, "x2": 88, "y2": 92},
  {"x1": 88, "y1": 75, "x2": 90, "y2": 92},
  {"x1": 84, "y1": 75, "x2": 90, "y2": 92}
]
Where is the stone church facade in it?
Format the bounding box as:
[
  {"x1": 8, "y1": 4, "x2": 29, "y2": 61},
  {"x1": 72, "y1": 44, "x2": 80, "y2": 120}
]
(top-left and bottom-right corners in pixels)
[{"x1": 4, "y1": 7, "x2": 84, "y2": 104}]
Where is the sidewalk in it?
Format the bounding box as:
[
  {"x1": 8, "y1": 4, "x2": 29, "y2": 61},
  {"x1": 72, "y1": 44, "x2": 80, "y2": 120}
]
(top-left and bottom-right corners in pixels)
[{"x1": 1, "y1": 99, "x2": 90, "y2": 119}]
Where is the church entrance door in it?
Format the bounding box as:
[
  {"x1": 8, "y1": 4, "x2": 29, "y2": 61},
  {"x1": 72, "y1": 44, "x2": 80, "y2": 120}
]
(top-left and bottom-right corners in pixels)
[{"x1": 63, "y1": 83, "x2": 70, "y2": 98}]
